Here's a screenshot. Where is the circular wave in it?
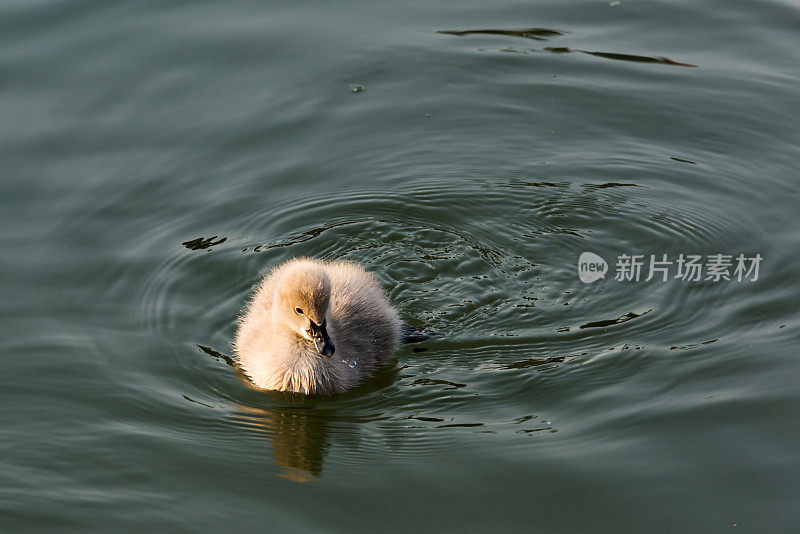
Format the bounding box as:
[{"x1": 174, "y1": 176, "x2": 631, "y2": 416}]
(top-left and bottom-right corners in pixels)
[{"x1": 135, "y1": 173, "x2": 753, "y2": 478}]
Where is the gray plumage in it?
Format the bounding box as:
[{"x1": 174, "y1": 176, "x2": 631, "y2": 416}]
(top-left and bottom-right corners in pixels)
[{"x1": 234, "y1": 257, "x2": 401, "y2": 395}]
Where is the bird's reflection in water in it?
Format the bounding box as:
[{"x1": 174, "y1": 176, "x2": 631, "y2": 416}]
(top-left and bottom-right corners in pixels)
[
  {"x1": 225, "y1": 360, "x2": 402, "y2": 481},
  {"x1": 233, "y1": 403, "x2": 332, "y2": 482}
]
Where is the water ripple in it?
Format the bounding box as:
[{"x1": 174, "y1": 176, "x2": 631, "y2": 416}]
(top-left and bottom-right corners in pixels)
[{"x1": 134, "y1": 173, "x2": 762, "y2": 478}]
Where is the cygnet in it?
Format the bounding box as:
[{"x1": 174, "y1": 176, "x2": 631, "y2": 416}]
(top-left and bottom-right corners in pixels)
[{"x1": 234, "y1": 258, "x2": 401, "y2": 395}]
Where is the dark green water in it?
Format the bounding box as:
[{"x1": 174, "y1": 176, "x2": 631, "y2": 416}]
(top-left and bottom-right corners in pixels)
[{"x1": 2, "y1": 0, "x2": 799, "y2": 531}]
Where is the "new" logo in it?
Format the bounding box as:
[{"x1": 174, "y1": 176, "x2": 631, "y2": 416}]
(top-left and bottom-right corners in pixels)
[{"x1": 578, "y1": 252, "x2": 608, "y2": 283}]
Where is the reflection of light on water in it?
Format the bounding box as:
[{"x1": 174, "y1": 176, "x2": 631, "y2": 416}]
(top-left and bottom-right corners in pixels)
[{"x1": 233, "y1": 404, "x2": 331, "y2": 483}]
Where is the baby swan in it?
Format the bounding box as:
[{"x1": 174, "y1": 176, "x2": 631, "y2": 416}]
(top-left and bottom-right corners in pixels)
[{"x1": 234, "y1": 258, "x2": 401, "y2": 395}]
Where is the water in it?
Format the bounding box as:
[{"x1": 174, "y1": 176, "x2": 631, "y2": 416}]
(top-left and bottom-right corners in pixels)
[{"x1": 2, "y1": 0, "x2": 799, "y2": 531}]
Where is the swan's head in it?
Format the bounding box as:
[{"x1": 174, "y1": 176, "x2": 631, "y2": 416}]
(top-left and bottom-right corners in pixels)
[{"x1": 274, "y1": 263, "x2": 335, "y2": 358}]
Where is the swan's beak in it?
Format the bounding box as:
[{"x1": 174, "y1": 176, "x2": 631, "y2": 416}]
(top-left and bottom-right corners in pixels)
[{"x1": 311, "y1": 320, "x2": 335, "y2": 358}]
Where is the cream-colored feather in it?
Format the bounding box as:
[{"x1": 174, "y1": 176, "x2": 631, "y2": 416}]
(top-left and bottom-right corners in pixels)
[{"x1": 234, "y1": 258, "x2": 401, "y2": 395}]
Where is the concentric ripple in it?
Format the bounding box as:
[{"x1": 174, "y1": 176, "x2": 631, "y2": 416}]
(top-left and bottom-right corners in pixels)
[{"x1": 133, "y1": 170, "x2": 759, "y2": 479}]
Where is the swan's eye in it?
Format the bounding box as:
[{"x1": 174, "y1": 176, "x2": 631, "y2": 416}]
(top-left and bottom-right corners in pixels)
[
  {"x1": 306, "y1": 329, "x2": 313, "y2": 337},
  {"x1": 295, "y1": 307, "x2": 304, "y2": 315}
]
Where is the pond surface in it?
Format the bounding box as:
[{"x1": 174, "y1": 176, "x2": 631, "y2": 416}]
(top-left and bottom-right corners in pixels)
[{"x1": 2, "y1": 0, "x2": 799, "y2": 531}]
